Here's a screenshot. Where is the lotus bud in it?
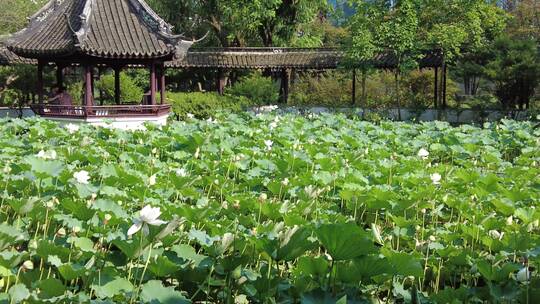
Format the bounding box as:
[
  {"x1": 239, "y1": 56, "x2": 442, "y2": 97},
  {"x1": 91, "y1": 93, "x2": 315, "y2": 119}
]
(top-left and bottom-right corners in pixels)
[
  {"x1": 237, "y1": 276, "x2": 248, "y2": 285},
  {"x1": 506, "y1": 216, "x2": 514, "y2": 225},
  {"x1": 91, "y1": 193, "x2": 97, "y2": 200},
  {"x1": 221, "y1": 233, "x2": 235, "y2": 251},
  {"x1": 281, "y1": 178, "x2": 289, "y2": 186},
  {"x1": 488, "y1": 230, "x2": 503, "y2": 240},
  {"x1": 221, "y1": 201, "x2": 229, "y2": 209},
  {"x1": 421, "y1": 209, "x2": 427, "y2": 214},
  {"x1": 73, "y1": 226, "x2": 81, "y2": 234},
  {"x1": 259, "y1": 193, "x2": 268, "y2": 202},
  {"x1": 152, "y1": 148, "x2": 158, "y2": 154},
  {"x1": 148, "y1": 174, "x2": 157, "y2": 186},
  {"x1": 22, "y1": 260, "x2": 34, "y2": 271},
  {"x1": 28, "y1": 240, "x2": 38, "y2": 250},
  {"x1": 56, "y1": 228, "x2": 67, "y2": 237},
  {"x1": 45, "y1": 200, "x2": 54, "y2": 209},
  {"x1": 3, "y1": 165, "x2": 11, "y2": 174},
  {"x1": 517, "y1": 267, "x2": 531, "y2": 283},
  {"x1": 429, "y1": 235, "x2": 436, "y2": 242}
]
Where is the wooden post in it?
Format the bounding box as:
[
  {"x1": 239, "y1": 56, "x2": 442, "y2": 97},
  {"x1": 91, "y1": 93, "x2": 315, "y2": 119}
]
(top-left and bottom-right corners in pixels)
[
  {"x1": 37, "y1": 62, "x2": 44, "y2": 104},
  {"x1": 114, "y1": 67, "x2": 121, "y2": 105},
  {"x1": 56, "y1": 64, "x2": 64, "y2": 89},
  {"x1": 433, "y1": 67, "x2": 438, "y2": 109},
  {"x1": 160, "y1": 64, "x2": 166, "y2": 104},
  {"x1": 84, "y1": 65, "x2": 93, "y2": 107},
  {"x1": 216, "y1": 68, "x2": 225, "y2": 95},
  {"x1": 352, "y1": 69, "x2": 357, "y2": 106},
  {"x1": 279, "y1": 68, "x2": 290, "y2": 103},
  {"x1": 150, "y1": 62, "x2": 156, "y2": 105},
  {"x1": 442, "y1": 63, "x2": 447, "y2": 109}
]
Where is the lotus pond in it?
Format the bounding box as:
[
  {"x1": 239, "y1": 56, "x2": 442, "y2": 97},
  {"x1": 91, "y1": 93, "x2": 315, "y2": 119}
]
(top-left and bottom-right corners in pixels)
[{"x1": 0, "y1": 113, "x2": 538, "y2": 303}]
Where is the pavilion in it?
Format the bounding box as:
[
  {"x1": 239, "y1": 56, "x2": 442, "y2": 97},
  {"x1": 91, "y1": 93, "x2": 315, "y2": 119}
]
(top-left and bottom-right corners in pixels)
[{"x1": 4, "y1": 0, "x2": 196, "y2": 128}]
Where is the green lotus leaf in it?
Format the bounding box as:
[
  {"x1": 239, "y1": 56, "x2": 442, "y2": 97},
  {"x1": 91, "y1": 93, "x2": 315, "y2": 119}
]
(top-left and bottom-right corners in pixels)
[
  {"x1": 316, "y1": 223, "x2": 376, "y2": 261},
  {"x1": 8, "y1": 284, "x2": 30, "y2": 304},
  {"x1": 93, "y1": 277, "x2": 133, "y2": 299},
  {"x1": 140, "y1": 280, "x2": 190, "y2": 304},
  {"x1": 37, "y1": 278, "x2": 66, "y2": 299}
]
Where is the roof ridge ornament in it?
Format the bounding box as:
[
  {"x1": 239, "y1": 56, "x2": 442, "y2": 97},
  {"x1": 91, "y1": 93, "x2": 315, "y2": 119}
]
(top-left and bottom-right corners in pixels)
[{"x1": 74, "y1": 0, "x2": 94, "y2": 48}]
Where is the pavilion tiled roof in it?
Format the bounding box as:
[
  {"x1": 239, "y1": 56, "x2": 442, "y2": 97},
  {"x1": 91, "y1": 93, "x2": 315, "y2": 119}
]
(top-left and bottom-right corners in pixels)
[
  {"x1": 0, "y1": 46, "x2": 36, "y2": 65},
  {"x1": 1, "y1": 46, "x2": 444, "y2": 69},
  {"x1": 5, "y1": 0, "x2": 193, "y2": 60},
  {"x1": 166, "y1": 48, "x2": 444, "y2": 70}
]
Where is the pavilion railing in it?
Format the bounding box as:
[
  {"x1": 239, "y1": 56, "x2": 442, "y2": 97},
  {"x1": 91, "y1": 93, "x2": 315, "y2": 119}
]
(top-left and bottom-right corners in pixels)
[{"x1": 30, "y1": 104, "x2": 171, "y2": 119}]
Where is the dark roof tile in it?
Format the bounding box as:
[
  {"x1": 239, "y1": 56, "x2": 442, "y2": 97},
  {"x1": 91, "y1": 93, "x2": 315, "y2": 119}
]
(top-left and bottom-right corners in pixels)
[{"x1": 6, "y1": 0, "x2": 193, "y2": 60}]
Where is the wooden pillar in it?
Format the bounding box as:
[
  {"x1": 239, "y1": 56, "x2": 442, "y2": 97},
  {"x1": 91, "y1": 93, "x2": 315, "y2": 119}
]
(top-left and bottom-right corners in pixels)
[
  {"x1": 216, "y1": 68, "x2": 225, "y2": 95},
  {"x1": 279, "y1": 68, "x2": 290, "y2": 103},
  {"x1": 114, "y1": 67, "x2": 121, "y2": 105},
  {"x1": 352, "y1": 69, "x2": 357, "y2": 106},
  {"x1": 150, "y1": 62, "x2": 156, "y2": 105},
  {"x1": 84, "y1": 65, "x2": 93, "y2": 107},
  {"x1": 442, "y1": 63, "x2": 447, "y2": 109},
  {"x1": 160, "y1": 64, "x2": 166, "y2": 105},
  {"x1": 56, "y1": 64, "x2": 64, "y2": 89},
  {"x1": 434, "y1": 67, "x2": 438, "y2": 108},
  {"x1": 37, "y1": 62, "x2": 44, "y2": 104}
]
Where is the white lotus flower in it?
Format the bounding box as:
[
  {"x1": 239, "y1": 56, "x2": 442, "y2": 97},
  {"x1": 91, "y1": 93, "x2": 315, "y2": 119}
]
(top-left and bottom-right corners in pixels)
[
  {"x1": 186, "y1": 113, "x2": 194, "y2": 119},
  {"x1": 37, "y1": 150, "x2": 57, "y2": 160},
  {"x1": 517, "y1": 267, "x2": 531, "y2": 283},
  {"x1": 73, "y1": 170, "x2": 90, "y2": 184},
  {"x1": 431, "y1": 173, "x2": 442, "y2": 185},
  {"x1": 488, "y1": 230, "x2": 504, "y2": 240},
  {"x1": 127, "y1": 205, "x2": 167, "y2": 236},
  {"x1": 148, "y1": 174, "x2": 157, "y2": 186},
  {"x1": 176, "y1": 168, "x2": 188, "y2": 177},
  {"x1": 264, "y1": 140, "x2": 273, "y2": 151},
  {"x1": 65, "y1": 123, "x2": 80, "y2": 134},
  {"x1": 418, "y1": 148, "x2": 430, "y2": 159}
]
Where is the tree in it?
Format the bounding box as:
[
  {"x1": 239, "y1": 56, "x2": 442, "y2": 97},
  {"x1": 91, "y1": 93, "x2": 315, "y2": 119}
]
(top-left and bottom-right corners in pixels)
[
  {"x1": 484, "y1": 36, "x2": 539, "y2": 110},
  {"x1": 416, "y1": 0, "x2": 508, "y2": 105},
  {"x1": 377, "y1": 0, "x2": 419, "y2": 119},
  {"x1": 0, "y1": 0, "x2": 47, "y2": 35},
  {"x1": 346, "y1": 1, "x2": 383, "y2": 108}
]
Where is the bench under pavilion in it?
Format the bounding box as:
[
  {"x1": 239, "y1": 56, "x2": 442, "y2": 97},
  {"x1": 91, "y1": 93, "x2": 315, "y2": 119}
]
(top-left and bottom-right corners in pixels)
[{"x1": 4, "y1": 0, "x2": 196, "y2": 129}]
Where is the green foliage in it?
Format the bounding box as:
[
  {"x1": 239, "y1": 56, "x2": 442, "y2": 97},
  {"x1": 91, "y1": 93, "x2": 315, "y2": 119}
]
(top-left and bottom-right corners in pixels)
[
  {"x1": 484, "y1": 36, "x2": 540, "y2": 109},
  {"x1": 289, "y1": 71, "x2": 353, "y2": 107},
  {"x1": 167, "y1": 92, "x2": 253, "y2": 120},
  {"x1": 0, "y1": 115, "x2": 539, "y2": 302},
  {"x1": 94, "y1": 72, "x2": 144, "y2": 104},
  {"x1": 0, "y1": 65, "x2": 40, "y2": 107},
  {"x1": 226, "y1": 72, "x2": 279, "y2": 105}
]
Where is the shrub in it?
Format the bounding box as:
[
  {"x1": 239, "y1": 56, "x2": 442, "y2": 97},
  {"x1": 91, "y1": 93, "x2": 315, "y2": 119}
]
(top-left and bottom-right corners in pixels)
[
  {"x1": 289, "y1": 71, "x2": 353, "y2": 107},
  {"x1": 94, "y1": 72, "x2": 144, "y2": 104},
  {"x1": 167, "y1": 92, "x2": 254, "y2": 120},
  {"x1": 226, "y1": 72, "x2": 279, "y2": 105}
]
